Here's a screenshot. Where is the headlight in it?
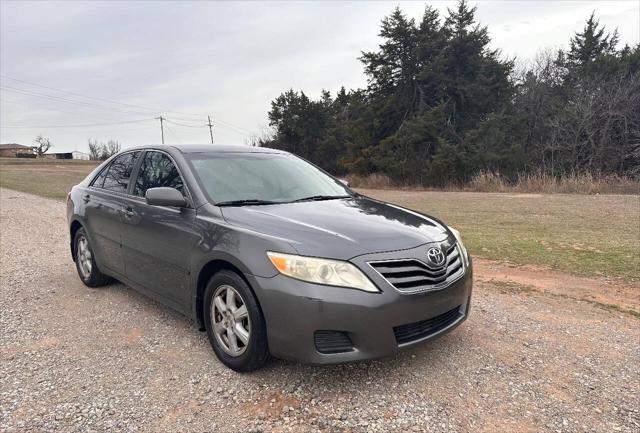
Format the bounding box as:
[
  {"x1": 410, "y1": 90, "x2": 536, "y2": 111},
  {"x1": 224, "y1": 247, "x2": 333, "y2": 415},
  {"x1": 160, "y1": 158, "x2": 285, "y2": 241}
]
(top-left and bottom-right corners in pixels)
[
  {"x1": 266, "y1": 251, "x2": 379, "y2": 293},
  {"x1": 449, "y1": 227, "x2": 469, "y2": 266}
]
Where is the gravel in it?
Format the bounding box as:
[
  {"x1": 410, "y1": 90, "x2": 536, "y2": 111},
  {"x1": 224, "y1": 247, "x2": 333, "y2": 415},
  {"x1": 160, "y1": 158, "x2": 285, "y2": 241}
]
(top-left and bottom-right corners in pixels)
[{"x1": 1, "y1": 188, "x2": 639, "y2": 433}]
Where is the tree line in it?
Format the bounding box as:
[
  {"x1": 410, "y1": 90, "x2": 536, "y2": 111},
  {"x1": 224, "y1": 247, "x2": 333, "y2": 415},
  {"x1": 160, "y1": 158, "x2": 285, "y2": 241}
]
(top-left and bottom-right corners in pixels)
[
  {"x1": 258, "y1": 1, "x2": 639, "y2": 185},
  {"x1": 88, "y1": 139, "x2": 121, "y2": 160},
  {"x1": 23, "y1": 136, "x2": 121, "y2": 160}
]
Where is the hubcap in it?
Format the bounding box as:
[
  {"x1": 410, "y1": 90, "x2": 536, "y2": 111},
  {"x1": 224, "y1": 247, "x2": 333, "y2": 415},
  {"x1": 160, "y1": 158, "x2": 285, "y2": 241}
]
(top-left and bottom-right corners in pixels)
[
  {"x1": 76, "y1": 235, "x2": 92, "y2": 279},
  {"x1": 211, "y1": 284, "x2": 250, "y2": 357}
]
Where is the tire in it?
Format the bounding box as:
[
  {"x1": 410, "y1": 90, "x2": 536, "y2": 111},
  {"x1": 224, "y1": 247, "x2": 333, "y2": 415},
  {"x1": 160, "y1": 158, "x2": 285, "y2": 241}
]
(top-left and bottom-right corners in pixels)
[
  {"x1": 204, "y1": 270, "x2": 269, "y2": 372},
  {"x1": 73, "y1": 227, "x2": 111, "y2": 287}
]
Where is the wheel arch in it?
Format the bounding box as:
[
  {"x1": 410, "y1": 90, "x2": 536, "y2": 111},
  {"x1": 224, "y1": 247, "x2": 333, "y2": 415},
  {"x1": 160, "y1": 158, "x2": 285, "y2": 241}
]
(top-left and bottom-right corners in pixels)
[
  {"x1": 194, "y1": 256, "x2": 260, "y2": 330},
  {"x1": 69, "y1": 219, "x2": 84, "y2": 260}
]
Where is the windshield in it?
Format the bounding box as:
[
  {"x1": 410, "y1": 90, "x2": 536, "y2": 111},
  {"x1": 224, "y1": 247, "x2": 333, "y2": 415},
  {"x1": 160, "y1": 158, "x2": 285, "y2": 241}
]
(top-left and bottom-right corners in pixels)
[{"x1": 188, "y1": 152, "x2": 351, "y2": 204}]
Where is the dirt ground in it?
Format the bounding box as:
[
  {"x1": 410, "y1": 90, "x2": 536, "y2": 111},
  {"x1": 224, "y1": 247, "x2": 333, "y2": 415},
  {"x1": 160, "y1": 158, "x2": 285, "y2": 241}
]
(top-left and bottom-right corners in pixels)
[{"x1": 1, "y1": 188, "x2": 638, "y2": 433}]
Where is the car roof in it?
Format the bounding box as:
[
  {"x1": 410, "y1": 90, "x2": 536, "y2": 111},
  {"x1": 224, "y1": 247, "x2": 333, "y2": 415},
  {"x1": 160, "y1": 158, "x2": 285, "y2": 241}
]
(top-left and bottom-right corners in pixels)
[{"x1": 123, "y1": 144, "x2": 288, "y2": 155}]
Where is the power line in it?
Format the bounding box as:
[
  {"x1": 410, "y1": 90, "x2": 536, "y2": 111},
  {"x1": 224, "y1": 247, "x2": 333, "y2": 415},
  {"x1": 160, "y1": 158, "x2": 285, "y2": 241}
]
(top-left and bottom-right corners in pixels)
[
  {"x1": 1, "y1": 77, "x2": 255, "y2": 138},
  {"x1": 2, "y1": 86, "x2": 252, "y2": 137},
  {"x1": 163, "y1": 122, "x2": 181, "y2": 144},
  {"x1": 0, "y1": 95, "x2": 99, "y2": 117},
  {"x1": 1, "y1": 113, "x2": 248, "y2": 139},
  {"x1": 0, "y1": 118, "x2": 155, "y2": 129},
  {"x1": 163, "y1": 118, "x2": 205, "y2": 128},
  {"x1": 1, "y1": 86, "x2": 161, "y2": 117},
  {"x1": 214, "y1": 118, "x2": 253, "y2": 134},
  {"x1": 1, "y1": 75, "x2": 204, "y2": 119},
  {"x1": 1, "y1": 75, "x2": 255, "y2": 134},
  {"x1": 163, "y1": 117, "x2": 249, "y2": 138}
]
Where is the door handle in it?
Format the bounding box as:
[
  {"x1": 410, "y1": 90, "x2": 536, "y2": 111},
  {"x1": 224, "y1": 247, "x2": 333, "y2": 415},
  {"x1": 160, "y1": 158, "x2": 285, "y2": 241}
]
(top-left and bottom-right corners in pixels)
[
  {"x1": 82, "y1": 194, "x2": 90, "y2": 203},
  {"x1": 123, "y1": 207, "x2": 135, "y2": 219}
]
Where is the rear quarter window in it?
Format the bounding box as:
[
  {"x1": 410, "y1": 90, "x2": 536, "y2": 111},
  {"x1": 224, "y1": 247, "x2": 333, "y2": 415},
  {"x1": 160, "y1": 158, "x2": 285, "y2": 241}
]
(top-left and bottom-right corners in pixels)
[
  {"x1": 99, "y1": 151, "x2": 140, "y2": 193},
  {"x1": 90, "y1": 166, "x2": 109, "y2": 188}
]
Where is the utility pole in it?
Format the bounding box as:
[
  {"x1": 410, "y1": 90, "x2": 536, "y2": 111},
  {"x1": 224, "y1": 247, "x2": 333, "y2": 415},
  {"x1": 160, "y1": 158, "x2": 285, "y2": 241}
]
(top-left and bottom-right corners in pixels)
[
  {"x1": 207, "y1": 115, "x2": 214, "y2": 144},
  {"x1": 155, "y1": 116, "x2": 165, "y2": 144}
]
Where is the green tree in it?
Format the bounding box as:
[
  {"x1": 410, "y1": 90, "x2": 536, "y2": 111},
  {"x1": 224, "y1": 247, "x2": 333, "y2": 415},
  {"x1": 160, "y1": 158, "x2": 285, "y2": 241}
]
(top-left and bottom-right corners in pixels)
[
  {"x1": 365, "y1": 0, "x2": 514, "y2": 183},
  {"x1": 565, "y1": 12, "x2": 619, "y2": 78},
  {"x1": 360, "y1": 7, "x2": 420, "y2": 141},
  {"x1": 262, "y1": 3, "x2": 639, "y2": 184},
  {"x1": 441, "y1": 0, "x2": 514, "y2": 133},
  {"x1": 267, "y1": 89, "x2": 347, "y2": 173}
]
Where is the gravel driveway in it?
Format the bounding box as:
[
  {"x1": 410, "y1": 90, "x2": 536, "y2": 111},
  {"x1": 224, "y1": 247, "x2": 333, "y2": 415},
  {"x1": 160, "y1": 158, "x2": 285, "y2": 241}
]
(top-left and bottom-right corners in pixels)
[{"x1": 1, "y1": 188, "x2": 638, "y2": 433}]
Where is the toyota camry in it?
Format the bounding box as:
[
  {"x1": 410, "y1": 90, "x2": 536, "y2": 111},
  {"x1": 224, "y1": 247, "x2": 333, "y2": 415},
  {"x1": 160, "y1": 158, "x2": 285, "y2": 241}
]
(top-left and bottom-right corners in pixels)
[{"x1": 67, "y1": 145, "x2": 472, "y2": 371}]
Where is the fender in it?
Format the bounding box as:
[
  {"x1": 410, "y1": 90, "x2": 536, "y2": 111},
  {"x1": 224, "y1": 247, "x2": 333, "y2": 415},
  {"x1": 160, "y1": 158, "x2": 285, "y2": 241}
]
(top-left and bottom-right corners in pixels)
[
  {"x1": 190, "y1": 249, "x2": 264, "y2": 327},
  {"x1": 192, "y1": 249, "x2": 254, "y2": 285},
  {"x1": 68, "y1": 216, "x2": 90, "y2": 257}
]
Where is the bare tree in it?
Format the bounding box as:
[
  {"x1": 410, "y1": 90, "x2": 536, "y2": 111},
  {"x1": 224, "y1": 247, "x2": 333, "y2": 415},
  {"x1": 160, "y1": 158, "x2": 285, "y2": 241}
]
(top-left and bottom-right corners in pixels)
[
  {"x1": 87, "y1": 139, "x2": 122, "y2": 160},
  {"x1": 244, "y1": 126, "x2": 274, "y2": 147},
  {"x1": 88, "y1": 139, "x2": 102, "y2": 160},
  {"x1": 105, "y1": 140, "x2": 121, "y2": 157},
  {"x1": 32, "y1": 135, "x2": 52, "y2": 157}
]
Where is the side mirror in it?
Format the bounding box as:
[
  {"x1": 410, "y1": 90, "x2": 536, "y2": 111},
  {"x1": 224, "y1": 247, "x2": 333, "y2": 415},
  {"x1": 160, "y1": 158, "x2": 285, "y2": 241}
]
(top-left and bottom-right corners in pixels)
[
  {"x1": 338, "y1": 179, "x2": 350, "y2": 188},
  {"x1": 145, "y1": 187, "x2": 187, "y2": 208}
]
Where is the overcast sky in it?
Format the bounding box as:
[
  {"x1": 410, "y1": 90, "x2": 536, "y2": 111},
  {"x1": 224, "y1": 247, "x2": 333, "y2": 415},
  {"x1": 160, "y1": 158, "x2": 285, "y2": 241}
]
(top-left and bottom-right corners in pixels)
[{"x1": 1, "y1": 0, "x2": 638, "y2": 153}]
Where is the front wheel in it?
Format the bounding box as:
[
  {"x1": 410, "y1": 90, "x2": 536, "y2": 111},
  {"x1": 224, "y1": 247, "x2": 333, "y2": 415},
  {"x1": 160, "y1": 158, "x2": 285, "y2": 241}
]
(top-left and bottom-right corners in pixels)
[{"x1": 204, "y1": 270, "x2": 269, "y2": 372}]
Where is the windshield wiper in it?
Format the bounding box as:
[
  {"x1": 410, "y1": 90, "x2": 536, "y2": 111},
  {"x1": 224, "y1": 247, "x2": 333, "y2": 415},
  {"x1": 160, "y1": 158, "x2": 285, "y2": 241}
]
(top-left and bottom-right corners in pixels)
[
  {"x1": 290, "y1": 195, "x2": 351, "y2": 203},
  {"x1": 216, "y1": 199, "x2": 282, "y2": 207}
]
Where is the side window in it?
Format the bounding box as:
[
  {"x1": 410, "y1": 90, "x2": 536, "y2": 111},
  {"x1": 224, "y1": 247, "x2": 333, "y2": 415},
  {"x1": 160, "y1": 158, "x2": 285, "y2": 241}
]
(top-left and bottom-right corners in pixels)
[
  {"x1": 91, "y1": 166, "x2": 109, "y2": 188},
  {"x1": 133, "y1": 152, "x2": 185, "y2": 198},
  {"x1": 102, "y1": 152, "x2": 140, "y2": 193}
]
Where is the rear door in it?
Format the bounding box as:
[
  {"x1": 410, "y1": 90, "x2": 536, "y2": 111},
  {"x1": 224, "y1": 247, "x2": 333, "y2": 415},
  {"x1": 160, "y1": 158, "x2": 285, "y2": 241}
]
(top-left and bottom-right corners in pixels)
[
  {"x1": 120, "y1": 150, "x2": 198, "y2": 309},
  {"x1": 83, "y1": 151, "x2": 141, "y2": 276}
]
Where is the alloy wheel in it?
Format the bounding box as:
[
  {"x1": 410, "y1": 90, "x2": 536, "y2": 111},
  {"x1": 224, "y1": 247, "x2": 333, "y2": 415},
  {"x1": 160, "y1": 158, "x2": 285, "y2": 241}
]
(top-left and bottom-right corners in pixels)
[{"x1": 211, "y1": 284, "x2": 250, "y2": 356}]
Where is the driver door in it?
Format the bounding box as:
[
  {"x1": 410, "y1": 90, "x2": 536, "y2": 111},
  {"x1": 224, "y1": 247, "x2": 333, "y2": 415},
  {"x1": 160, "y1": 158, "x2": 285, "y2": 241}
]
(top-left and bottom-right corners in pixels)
[{"x1": 120, "y1": 150, "x2": 198, "y2": 310}]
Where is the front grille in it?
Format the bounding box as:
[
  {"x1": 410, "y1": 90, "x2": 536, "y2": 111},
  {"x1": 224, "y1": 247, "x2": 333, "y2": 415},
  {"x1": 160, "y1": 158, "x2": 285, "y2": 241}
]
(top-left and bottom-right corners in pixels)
[
  {"x1": 314, "y1": 331, "x2": 354, "y2": 354},
  {"x1": 368, "y1": 243, "x2": 464, "y2": 293},
  {"x1": 393, "y1": 306, "x2": 462, "y2": 345}
]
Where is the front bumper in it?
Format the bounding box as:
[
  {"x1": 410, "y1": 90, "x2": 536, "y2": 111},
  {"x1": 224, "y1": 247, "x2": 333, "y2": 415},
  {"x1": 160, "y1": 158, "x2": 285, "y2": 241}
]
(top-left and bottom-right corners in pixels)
[{"x1": 248, "y1": 248, "x2": 473, "y2": 364}]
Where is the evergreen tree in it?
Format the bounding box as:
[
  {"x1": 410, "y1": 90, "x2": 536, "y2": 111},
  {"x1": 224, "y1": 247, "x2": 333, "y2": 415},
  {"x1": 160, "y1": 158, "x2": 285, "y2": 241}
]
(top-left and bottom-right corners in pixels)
[
  {"x1": 415, "y1": 6, "x2": 448, "y2": 113},
  {"x1": 360, "y1": 7, "x2": 420, "y2": 141},
  {"x1": 441, "y1": 0, "x2": 513, "y2": 133},
  {"x1": 261, "y1": 3, "x2": 639, "y2": 184},
  {"x1": 565, "y1": 12, "x2": 619, "y2": 77}
]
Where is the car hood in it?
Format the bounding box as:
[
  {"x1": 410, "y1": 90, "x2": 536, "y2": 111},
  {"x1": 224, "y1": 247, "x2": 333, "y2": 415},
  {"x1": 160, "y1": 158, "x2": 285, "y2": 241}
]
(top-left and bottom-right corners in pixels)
[{"x1": 220, "y1": 196, "x2": 450, "y2": 260}]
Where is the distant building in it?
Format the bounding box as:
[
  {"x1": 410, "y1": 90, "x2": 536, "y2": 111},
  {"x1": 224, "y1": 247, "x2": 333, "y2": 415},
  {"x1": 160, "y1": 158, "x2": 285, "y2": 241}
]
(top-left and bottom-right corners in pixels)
[
  {"x1": 0, "y1": 143, "x2": 35, "y2": 157},
  {"x1": 44, "y1": 151, "x2": 91, "y2": 160}
]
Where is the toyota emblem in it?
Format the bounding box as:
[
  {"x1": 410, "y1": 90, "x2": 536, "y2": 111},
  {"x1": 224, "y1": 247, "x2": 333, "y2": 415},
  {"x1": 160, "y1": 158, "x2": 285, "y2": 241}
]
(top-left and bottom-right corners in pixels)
[{"x1": 426, "y1": 247, "x2": 446, "y2": 267}]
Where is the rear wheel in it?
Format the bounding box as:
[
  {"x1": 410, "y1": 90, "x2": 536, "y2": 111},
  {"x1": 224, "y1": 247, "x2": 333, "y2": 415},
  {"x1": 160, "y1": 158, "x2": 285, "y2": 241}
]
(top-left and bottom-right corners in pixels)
[
  {"x1": 204, "y1": 270, "x2": 269, "y2": 372},
  {"x1": 74, "y1": 227, "x2": 111, "y2": 287}
]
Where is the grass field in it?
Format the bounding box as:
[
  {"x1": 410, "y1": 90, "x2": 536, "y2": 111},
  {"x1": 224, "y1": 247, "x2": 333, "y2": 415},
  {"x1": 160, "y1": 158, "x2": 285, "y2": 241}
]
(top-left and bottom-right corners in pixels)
[
  {"x1": 1, "y1": 158, "x2": 638, "y2": 282},
  {"x1": 0, "y1": 158, "x2": 98, "y2": 200},
  {"x1": 362, "y1": 189, "x2": 639, "y2": 283}
]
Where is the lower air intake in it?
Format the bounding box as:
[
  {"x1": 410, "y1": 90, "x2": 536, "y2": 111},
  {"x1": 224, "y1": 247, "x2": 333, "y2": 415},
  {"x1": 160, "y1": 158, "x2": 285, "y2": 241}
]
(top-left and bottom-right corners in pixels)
[
  {"x1": 393, "y1": 306, "x2": 462, "y2": 345},
  {"x1": 314, "y1": 330, "x2": 354, "y2": 354}
]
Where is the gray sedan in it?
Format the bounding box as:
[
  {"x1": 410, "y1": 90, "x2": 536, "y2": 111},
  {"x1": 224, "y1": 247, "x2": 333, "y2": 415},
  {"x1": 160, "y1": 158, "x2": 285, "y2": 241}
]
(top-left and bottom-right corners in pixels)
[{"x1": 67, "y1": 145, "x2": 472, "y2": 371}]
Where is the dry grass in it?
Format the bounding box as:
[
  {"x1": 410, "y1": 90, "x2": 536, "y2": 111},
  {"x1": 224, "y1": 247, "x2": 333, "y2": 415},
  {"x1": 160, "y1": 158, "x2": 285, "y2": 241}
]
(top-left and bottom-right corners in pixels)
[
  {"x1": 361, "y1": 188, "x2": 640, "y2": 283},
  {"x1": 0, "y1": 158, "x2": 99, "y2": 200},
  {"x1": 466, "y1": 171, "x2": 639, "y2": 195},
  {"x1": 345, "y1": 173, "x2": 396, "y2": 189},
  {"x1": 347, "y1": 171, "x2": 639, "y2": 195}
]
